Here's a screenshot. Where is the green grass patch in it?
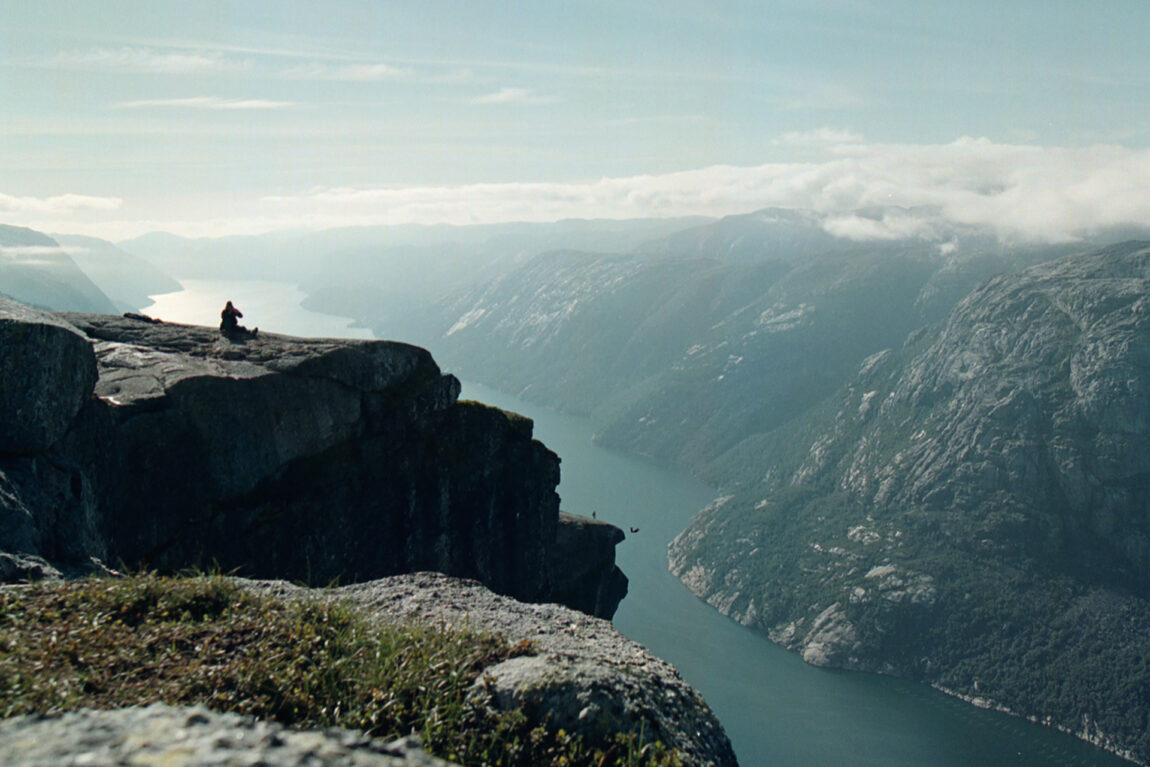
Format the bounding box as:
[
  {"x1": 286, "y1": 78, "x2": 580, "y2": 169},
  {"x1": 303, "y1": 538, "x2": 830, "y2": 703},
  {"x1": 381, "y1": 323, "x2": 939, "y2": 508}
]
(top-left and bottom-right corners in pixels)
[{"x1": 0, "y1": 574, "x2": 679, "y2": 767}]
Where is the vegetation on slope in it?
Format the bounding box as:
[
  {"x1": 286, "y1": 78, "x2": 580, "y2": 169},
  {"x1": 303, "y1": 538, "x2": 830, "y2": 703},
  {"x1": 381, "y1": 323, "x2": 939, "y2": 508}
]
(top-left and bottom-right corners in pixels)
[{"x1": 0, "y1": 574, "x2": 679, "y2": 767}]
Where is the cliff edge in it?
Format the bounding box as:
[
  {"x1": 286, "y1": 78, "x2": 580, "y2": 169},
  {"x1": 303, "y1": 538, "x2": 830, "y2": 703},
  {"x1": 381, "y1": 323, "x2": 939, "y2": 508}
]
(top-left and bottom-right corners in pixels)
[{"x1": 0, "y1": 298, "x2": 625, "y2": 619}]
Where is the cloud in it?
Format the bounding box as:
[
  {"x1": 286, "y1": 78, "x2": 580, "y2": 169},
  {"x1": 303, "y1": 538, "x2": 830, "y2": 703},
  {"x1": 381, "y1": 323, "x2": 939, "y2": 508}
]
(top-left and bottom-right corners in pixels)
[
  {"x1": 468, "y1": 87, "x2": 557, "y2": 105},
  {"x1": 283, "y1": 62, "x2": 414, "y2": 81},
  {"x1": 9, "y1": 136, "x2": 1150, "y2": 243},
  {"x1": 0, "y1": 244, "x2": 86, "y2": 266},
  {"x1": 115, "y1": 97, "x2": 295, "y2": 110},
  {"x1": 43, "y1": 47, "x2": 235, "y2": 74},
  {"x1": 773, "y1": 128, "x2": 865, "y2": 147},
  {"x1": 0, "y1": 193, "x2": 122, "y2": 214},
  {"x1": 256, "y1": 138, "x2": 1150, "y2": 243}
]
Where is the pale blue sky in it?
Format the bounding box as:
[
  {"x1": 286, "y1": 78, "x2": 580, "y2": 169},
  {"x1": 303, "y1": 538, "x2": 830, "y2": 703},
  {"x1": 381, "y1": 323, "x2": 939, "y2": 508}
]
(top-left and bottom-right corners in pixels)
[{"x1": 2, "y1": 1, "x2": 1149, "y2": 239}]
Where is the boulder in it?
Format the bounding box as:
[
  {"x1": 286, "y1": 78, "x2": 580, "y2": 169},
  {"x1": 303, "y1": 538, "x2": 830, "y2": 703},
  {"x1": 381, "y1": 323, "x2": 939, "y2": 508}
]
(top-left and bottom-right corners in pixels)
[
  {"x1": 551, "y1": 512, "x2": 629, "y2": 618},
  {"x1": 0, "y1": 296, "x2": 96, "y2": 454},
  {"x1": 246, "y1": 573, "x2": 738, "y2": 767}
]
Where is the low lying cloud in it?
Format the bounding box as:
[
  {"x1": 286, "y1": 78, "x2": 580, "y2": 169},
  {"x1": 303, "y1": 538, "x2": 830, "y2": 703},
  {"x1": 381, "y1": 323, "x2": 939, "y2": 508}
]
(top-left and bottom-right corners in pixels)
[
  {"x1": 0, "y1": 245, "x2": 84, "y2": 266},
  {"x1": 115, "y1": 97, "x2": 295, "y2": 110},
  {"x1": 256, "y1": 137, "x2": 1150, "y2": 243},
  {"x1": 6, "y1": 135, "x2": 1150, "y2": 242}
]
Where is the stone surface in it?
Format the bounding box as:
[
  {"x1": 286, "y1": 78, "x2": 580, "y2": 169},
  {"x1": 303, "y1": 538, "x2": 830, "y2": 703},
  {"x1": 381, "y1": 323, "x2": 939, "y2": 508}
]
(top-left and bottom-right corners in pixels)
[
  {"x1": 0, "y1": 296, "x2": 97, "y2": 454},
  {"x1": 0, "y1": 703, "x2": 459, "y2": 767},
  {"x1": 243, "y1": 572, "x2": 738, "y2": 767},
  {"x1": 0, "y1": 305, "x2": 626, "y2": 618},
  {"x1": 551, "y1": 512, "x2": 629, "y2": 619}
]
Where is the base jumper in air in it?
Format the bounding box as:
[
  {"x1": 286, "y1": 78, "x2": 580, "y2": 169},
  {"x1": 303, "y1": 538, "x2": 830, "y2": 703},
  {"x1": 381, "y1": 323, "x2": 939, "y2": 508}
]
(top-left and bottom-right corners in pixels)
[{"x1": 220, "y1": 300, "x2": 258, "y2": 339}]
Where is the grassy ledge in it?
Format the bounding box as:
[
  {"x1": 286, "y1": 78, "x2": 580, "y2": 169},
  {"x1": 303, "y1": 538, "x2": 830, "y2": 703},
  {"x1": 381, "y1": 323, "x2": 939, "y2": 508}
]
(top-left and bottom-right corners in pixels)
[{"x1": 0, "y1": 573, "x2": 680, "y2": 767}]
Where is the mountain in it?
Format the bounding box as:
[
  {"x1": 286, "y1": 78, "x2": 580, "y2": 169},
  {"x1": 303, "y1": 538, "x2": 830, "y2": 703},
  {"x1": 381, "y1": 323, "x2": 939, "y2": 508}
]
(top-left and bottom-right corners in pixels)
[
  {"x1": 414, "y1": 211, "x2": 1079, "y2": 479},
  {"x1": 669, "y1": 242, "x2": 1150, "y2": 763},
  {"x1": 51, "y1": 233, "x2": 181, "y2": 312},
  {"x1": 0, "y1": 225, "x2": 117, "y2": 313}
]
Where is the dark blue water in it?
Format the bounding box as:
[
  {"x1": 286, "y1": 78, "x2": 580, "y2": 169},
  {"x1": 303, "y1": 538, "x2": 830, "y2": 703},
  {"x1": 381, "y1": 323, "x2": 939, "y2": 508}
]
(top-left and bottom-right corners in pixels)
[{"x1": 462, "y1": 382, "x2": 1131, "y2": 767}]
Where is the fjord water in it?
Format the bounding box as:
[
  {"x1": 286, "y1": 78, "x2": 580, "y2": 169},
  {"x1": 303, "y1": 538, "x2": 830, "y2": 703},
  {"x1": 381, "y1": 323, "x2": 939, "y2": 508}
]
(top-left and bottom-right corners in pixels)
[{"x1": 143, "y1": 280, "x2": 1128, "y2": 767}]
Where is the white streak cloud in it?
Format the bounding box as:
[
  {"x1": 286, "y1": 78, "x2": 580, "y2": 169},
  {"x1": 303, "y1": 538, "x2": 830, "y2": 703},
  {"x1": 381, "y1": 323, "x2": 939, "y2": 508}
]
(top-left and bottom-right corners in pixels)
[
  {"x1": 0, "y1": 193, "x2": 123, "y2": 214},
  {"x1": 43, "y1": 47, "x2": 234, "y2": 74},
  {"x1": 468, "y1": 87, "x2": 557, "y2": 105},
  {"x1": 115, "y1": 97, "x2": 295, "y2": 110},
  {"x1": 283, "y1": 62, "x2": 413, "y2": 81}
]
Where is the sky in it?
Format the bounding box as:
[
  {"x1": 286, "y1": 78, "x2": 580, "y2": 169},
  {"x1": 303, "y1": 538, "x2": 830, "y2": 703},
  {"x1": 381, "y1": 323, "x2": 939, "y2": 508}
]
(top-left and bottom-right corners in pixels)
[{"x1": 3, "y1": 0, "x2": 1150, "y2": 242}]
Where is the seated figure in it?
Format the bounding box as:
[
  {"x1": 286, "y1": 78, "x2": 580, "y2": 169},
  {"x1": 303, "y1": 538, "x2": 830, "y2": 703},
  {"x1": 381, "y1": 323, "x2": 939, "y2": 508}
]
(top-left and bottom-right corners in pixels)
[{"x1": 220, "y1": 300, "x2": 258, "y2": 339}]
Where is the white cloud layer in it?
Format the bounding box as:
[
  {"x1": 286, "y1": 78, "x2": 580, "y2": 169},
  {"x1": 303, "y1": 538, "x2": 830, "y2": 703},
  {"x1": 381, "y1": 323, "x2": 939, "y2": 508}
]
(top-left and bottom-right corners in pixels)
[
  {"x1": 5, "y1": 136, "x2": 1150, "y2": 242},
  {"x1": 256, "y1": 136, "x2": 1150, "y2": 243}
]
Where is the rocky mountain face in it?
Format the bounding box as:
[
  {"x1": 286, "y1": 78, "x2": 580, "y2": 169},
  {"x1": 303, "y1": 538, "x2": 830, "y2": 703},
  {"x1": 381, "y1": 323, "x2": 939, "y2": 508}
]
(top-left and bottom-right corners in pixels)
[
  {"x1": 417, "y1": 215, "x2": 1073, "y2": 479},
  {"x1": 51, "y1": 233, "x2": 181, "y2": 313},
  {"x1": 0, "y1": 296, "x2": 626, "y2": 619},
  {"x1": 0, "y1": 224, "x2": 118, "y2": 314},
  {"x1": 669, "y1": 242, "x2": 1150, "y2": 763}
]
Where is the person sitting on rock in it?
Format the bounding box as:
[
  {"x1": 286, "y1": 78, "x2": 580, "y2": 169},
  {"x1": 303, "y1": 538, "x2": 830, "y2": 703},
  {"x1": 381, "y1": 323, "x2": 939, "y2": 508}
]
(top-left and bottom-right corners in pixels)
[{"x1": 220, "y1": 300, "x2": 258, "y2": 339}]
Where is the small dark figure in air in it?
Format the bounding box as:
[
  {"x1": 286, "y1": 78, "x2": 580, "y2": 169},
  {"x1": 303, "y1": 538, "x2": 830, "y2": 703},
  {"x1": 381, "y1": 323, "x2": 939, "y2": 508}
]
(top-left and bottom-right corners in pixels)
[
  {"x1": 592, "y1": 510, "x2": 597, "y2": 519},
  {"x1": 629, "y1": 526, "x2": 640, "y2": 534},
  {"x1": 220, "y1": 300, "x2": 258, "y2": 339}
]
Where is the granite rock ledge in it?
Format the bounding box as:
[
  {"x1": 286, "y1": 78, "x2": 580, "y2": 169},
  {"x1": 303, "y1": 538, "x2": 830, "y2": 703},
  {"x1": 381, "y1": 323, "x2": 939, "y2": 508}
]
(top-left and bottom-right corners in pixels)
[{"x1": 0, "y1": 298, "x2": 626, "y2": 618}]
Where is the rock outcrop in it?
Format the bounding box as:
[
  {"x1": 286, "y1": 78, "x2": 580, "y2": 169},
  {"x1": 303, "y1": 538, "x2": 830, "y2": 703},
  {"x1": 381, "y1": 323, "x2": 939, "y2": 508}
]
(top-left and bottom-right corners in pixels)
[
  {"x1": 669, "y1": 242, "x2": 1150, "y2": 763},
  {"x1": 0, "y1": 299, "x2": 626, "y2": 618},
  {"x1": 245, "y1": 572, "x2": 738, "y2": 767},
  {"x1": 0, "y1": 704, "x2": 459, "y2": 767}
]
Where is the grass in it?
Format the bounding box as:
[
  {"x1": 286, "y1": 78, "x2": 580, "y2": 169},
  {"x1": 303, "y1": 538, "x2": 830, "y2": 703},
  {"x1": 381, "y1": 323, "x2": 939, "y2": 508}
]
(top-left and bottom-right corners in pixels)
[{"x1": 0, "y1": 573, "x2": 680, "y2": 767}]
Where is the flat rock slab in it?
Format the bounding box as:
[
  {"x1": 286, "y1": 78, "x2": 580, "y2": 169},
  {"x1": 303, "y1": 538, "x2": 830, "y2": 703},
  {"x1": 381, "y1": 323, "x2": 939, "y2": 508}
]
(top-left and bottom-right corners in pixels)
[{"x1": 0, "y1": 703, "x2": 459, "y2": 767}]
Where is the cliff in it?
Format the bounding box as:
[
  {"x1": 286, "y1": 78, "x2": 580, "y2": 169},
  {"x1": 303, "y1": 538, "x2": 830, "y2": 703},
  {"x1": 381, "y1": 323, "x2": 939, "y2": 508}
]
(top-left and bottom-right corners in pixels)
[
  {"x1": 0, "y1": 296, "x2": 625, "y2": 619},
  {"x1": 669, "y1": 242, "x2": 1150, "y2": 763}
]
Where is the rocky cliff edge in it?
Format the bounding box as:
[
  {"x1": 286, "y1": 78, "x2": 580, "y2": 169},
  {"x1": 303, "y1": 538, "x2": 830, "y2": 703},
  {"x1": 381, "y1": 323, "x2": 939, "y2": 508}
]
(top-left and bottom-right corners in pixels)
[{"x1": 0, "y1": 297, "x2": 625, "y2": 619}]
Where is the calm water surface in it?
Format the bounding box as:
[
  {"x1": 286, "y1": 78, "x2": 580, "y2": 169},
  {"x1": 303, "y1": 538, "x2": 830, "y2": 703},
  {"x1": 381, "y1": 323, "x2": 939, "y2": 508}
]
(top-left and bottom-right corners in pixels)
[{"x1": 147, "y1": 280, "x2": 1129, "y2": 767}]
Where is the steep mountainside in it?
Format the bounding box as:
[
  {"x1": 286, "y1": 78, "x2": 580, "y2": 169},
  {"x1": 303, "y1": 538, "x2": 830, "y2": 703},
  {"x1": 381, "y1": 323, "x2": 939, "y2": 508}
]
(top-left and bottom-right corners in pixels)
[
  {"x1": 0, "y1": 225, "x2": 117, "y2": 313},
  {"x1": 52, "y1": 233, "x2": 181, "y2": 312},
  {"x1": 419, "y1": 213, "x2": 1076, "y2": 478},
  {"x1": 669, "y1": 242, "x2": 1150, "y2": 763}
]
